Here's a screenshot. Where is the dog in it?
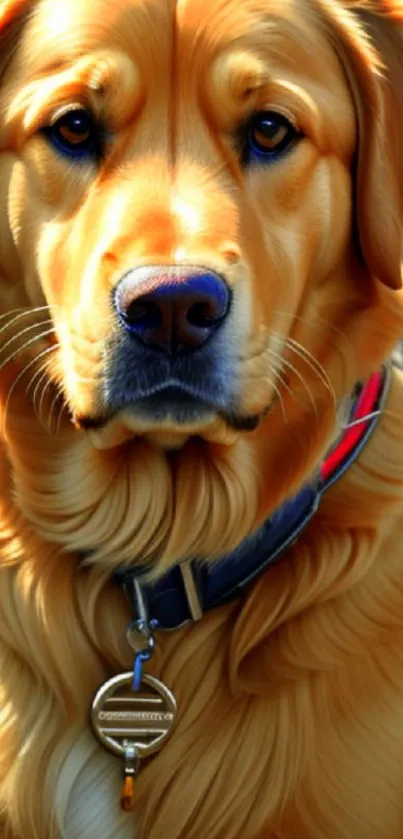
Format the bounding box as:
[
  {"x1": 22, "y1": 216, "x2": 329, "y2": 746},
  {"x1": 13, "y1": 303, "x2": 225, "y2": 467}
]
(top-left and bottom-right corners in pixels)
[{"x1": 1, "y1": 0, "x2": 403, "y2": 837}]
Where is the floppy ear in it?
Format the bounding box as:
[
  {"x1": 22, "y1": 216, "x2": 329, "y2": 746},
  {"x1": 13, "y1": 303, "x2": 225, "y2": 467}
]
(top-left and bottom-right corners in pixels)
[{"x1": 320, "y1": 0, "x2": 403, "y2": 289}]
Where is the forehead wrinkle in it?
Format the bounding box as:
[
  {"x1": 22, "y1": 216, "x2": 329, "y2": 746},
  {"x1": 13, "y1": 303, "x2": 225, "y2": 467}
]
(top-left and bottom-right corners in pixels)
[
  {"x1": 175, "y1": 0, "x2": 301, "y2": 53},
  {"x1": 21, "y1": 0, "x2": 173, "y2": 75},
  {"x1": 175, "y1": 0, "x2": 341, "y2": 85}
]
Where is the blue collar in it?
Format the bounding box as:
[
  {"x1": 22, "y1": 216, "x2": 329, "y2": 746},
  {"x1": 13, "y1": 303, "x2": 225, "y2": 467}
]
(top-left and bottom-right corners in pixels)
[{"x1": 115, "y1": 366, "x2": 390, "y2": 631}]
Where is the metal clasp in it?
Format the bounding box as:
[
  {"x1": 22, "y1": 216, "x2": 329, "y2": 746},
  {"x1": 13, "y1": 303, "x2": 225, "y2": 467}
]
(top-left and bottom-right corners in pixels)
[
  {"x1": 125, "y1": 578, "x2": 159, "y2": 691},
  {"x1": 123, "y1": 741, "x2": 140, "y2": 777}
]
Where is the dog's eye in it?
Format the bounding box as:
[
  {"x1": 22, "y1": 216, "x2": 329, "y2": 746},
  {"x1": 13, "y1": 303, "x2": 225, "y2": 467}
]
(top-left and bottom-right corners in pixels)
[
  {"x1": 245, "y1": 111, "x2": 299, "y2": 164},
  {"x1": 44, "y1": 108, "x2": 101, "y2": 160}
]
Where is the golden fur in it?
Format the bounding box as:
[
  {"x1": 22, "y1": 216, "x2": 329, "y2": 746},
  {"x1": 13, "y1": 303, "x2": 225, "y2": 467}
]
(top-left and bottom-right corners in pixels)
[{"x1": 1, "y1": 0, "x2": 403, "y2": 836}]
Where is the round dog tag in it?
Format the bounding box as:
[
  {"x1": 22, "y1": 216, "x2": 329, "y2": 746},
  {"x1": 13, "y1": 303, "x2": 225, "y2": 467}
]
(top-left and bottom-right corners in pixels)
[{"x1": 91, "y1": 672, "x2": 177, "y2": 759}]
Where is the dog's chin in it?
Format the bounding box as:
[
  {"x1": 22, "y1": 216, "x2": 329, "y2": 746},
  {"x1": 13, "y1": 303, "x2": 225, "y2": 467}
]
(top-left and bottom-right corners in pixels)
[
  {"x1": 85, "y1": 413, "x2": 239, "y2": 451},
  {"x1": 76, "y1": 389, "x2": 262, "y2": 451}
]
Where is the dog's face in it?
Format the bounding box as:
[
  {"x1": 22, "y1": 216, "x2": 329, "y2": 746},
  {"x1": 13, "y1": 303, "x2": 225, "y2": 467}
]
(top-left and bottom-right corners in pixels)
[{"x1": 1, "y1": 0, "x2": 403, "y2": 569}]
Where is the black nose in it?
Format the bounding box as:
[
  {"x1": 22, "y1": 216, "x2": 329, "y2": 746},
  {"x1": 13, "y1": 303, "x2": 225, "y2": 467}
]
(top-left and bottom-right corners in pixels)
[{"x1": 114, "y1": 266, "x2": 231, "y2": 354}]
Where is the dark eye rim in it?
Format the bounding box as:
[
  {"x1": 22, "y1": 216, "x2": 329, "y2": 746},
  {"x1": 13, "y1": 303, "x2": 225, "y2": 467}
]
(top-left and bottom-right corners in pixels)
[
  {"x1": 241, "y1": 109, "x2": 301, "y2": 165},
  {"x1": 42, "y1": 107, "x2": 104, "y2": 161}
]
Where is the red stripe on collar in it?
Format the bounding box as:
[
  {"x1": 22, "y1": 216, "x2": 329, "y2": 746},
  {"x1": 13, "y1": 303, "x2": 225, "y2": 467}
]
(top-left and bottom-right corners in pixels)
[{"x1": 321, "y1": 371, "x2": 383, "y2": 484}]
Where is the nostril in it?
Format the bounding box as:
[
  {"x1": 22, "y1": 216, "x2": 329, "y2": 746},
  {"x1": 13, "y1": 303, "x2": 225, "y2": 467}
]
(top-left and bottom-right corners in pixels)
[
  {"x1": 187, "y1": 300, "x2": 225, "y2": 328},
  {"x1": 114, "y1": 266, "x2": 231, "y2": 353},
  {"x1": 123, "y1": 300, "x2": 161, "y2": 331}
]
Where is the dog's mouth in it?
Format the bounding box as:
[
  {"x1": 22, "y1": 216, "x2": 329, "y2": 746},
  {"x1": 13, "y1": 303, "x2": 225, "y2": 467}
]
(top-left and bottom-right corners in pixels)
[
  {"x1": 75, "y1": 384, "x2": 264, "y2": 450},
  {"x1": 67, "y1": 320, "x2": 278, "y2": 448},
  {"x1": 77, "y1": 387, "x2": 209, "y2": 428}
]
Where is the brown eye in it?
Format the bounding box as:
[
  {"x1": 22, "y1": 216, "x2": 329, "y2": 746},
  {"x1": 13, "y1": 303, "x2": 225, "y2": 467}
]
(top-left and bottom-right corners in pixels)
[
  {"x1": 58, "y1": 115, "x2": 91, "y2": 145},
  {"x1": 45, "y1": 108, "x2": 101, "y2": 159},
  {"x1": 247, "y1": 111, "x2": 299, "y2": 161}
]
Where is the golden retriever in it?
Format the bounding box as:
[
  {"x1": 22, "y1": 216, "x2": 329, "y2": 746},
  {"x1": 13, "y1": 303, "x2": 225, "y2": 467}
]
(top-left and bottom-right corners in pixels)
[{"x1": 1, "y1": 0, "x2": 403, "y2": 836}]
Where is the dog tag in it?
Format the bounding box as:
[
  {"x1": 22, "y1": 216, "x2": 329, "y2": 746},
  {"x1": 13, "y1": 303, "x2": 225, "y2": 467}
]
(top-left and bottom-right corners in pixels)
[{"x1": 91, "y1": 672, "x2": 177, "y2": 809}]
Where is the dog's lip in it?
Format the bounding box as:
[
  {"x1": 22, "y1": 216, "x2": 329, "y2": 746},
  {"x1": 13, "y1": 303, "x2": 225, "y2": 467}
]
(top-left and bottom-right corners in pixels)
[
  {"x1": 74, "y1": 379, "x2": 276, "y2": 440},
  {"x1": 75, "y1": 385, "x2": 213, "y2": 430},
  {"x1": 136, "y1": 385, "x2": 214, "y2": 410},
  {"x1": 74, "y1": 388, "x2": 264, "y2": 450},
  {"x1": 106, "y1": 376, "x2": 230, "y2": 407},
  {"x1": 84, "y1": 409, "x2": 243, "y2": 451},
  {"x1": 75, "y1": 402, "x2": 262, "y2": 434}
]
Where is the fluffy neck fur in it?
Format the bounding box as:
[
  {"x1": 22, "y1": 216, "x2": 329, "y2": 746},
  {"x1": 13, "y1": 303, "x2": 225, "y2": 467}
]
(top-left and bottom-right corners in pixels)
[
  {"x1": 1, "y1": 353, "x2": 403, "y2": 839},
  {"x1": 1, "y1": 276, "x2": 403, "y2": 838}
]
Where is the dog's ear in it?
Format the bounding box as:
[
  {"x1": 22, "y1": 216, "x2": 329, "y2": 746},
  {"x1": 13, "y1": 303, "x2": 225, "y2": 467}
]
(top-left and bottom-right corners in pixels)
[{"x1": 321, "y1": 0, "x2": 403, "y2": 289}]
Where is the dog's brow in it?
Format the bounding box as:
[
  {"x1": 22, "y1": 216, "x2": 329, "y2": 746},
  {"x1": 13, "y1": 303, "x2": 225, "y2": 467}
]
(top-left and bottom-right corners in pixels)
[{"x1": 23, "y1": 0, "x2": 173, "y2": 74}]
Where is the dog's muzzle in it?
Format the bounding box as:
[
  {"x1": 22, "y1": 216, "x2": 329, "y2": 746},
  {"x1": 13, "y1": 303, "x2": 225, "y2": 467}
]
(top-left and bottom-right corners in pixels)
[{"x1": 99, "y1": 264, "x2": 236, "y2": 425}]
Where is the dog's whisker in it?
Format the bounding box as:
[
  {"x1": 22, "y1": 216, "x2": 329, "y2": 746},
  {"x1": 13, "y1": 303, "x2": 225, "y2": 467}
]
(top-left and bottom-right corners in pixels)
[
  {"x1": 26, "y1": 363, "x2": 51, "y2": 423},
  {"x1": 0, "y1": 327, "x2": 57, "y2": 372},
  {"x1": 2, "y1": 345, "x2": 58, "y2": 435},
  {"x1": 37, "y1": 375, "x2": 56, "y2": 429},
  {"x1": 271, "y1": 309, "x2": 338, "y2": 335},
  {"x1": 266, "y1": 348, "x2": 319, "y2": 418},
  {"x1": 241, "y1": 360, "x2": 292, "y2": 427},
  {"x1": 0, "y1": 303, "x2": 58, "y2": 319},
  {"x1": 47, "y1": 385, "x2": 62, "y2": 432},
  {"x1": 31, "y1": 369, "x2": 50, "y2": 411},
  {"x1": 26, "y1": 363, "x2": 49, "y2": 397},
  {"x1": 55, "y1": 394, "x2": 71, "y2": 436},
  {"x1": 268, "y1": 374, "x2": 289, "y2": 426},
  {"x1": 0, "y1": 319, "x2": 56, "y2": 361},
  {"x1": 270, "y1": 332, "x2": 336, "y2": 406},
  {"x1": 39, "y1": 380, "x2": 60, "y2": 432},
  {"x1": 273, "y1": 367, "x2": 292, "y2": 398},
  {"x1": 271, "y1": 309, "x2": 354, "y2": 360},
  {"x1": 0, "y1": 304, "x2": 58, "y2": 333}
]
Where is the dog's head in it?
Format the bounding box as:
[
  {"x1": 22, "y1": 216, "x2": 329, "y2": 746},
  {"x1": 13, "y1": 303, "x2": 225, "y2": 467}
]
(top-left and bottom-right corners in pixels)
[{"x1": 1, "y1": 0, "x2": 403, "y2": 570}]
